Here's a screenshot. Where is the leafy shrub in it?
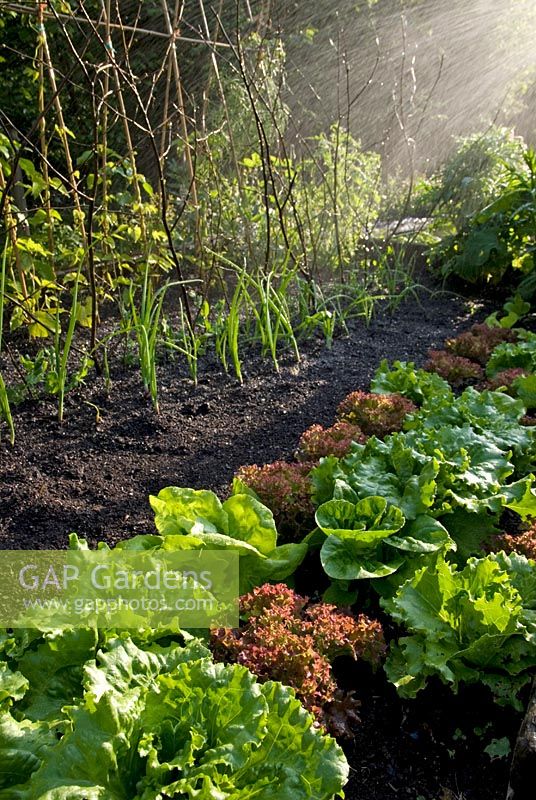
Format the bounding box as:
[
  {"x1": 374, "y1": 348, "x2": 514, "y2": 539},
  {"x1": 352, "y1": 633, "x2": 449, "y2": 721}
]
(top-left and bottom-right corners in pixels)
[
  {"x1": 383, "y1": 552, "x2": 536, "y2": 708},
  {"x1": 424, "y1": 349, "x2": 484, "y2": 386},
  {"x1": 445, "y1": 323, "x2": 518, "y2": 365},
  {"x1": 336, "y1": 391, "x2": 416, "y2": 438},
  {"x1": 211, "y1": 583, "x2": 385, "y2": 734},
  {"x1": 0, "y1": 630, "x2": 349, "y2": 798},
  {"x1": 296, "y1": 421, "x2": 367, "y2": 462},
  {"x1": 371, "y1": 359, "x2": 451, "y2": 405},
  {"x1": 422, "y1": 127, "x2": 526, "y2": 229},
  {"x1": 434, "y1": 146, "x2": 536, "y2": 293},
  {"x1": 150, "y1": 486, "x2": 307, "y2": 593},
  {"x1": 234, "y1": 461, "x2": 315, "y2": 542}
]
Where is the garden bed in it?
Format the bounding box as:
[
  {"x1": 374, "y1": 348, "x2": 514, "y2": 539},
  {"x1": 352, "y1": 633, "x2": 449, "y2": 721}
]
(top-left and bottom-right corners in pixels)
[
  {"x1": 1, "y1": 285, "x2": 520, "y2": 800},
  {"x1": 0, "y1": 288, "x2": 488, "y2": 550}
]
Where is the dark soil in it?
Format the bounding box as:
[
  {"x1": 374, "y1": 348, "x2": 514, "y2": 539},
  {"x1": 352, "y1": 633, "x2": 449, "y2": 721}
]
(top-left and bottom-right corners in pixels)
[
  {"x1": 0, "y1": 285, "x2": 518, "y2": 800},
  {"x1": 0, "y1": 288, "x2": 491, "y2": 550}
]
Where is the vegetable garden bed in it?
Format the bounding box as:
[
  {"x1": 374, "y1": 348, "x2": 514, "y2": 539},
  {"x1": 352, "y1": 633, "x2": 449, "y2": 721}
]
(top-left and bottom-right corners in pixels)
[{"x1": 1, "y1": 286, "x2": 535, "y2": 800}]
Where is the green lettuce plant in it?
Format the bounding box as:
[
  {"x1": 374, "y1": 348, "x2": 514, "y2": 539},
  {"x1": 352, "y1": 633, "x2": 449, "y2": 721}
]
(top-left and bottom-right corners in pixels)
[
  {"x1": 0, "y1": 633, "x2": 349, "y2": 799},
  {"x1": 486, "y1": 332, "x2": 536, "y2": 387},
  {"x1": 382, "y1": 552, "x2": 536, "y2": 709},
  {"x1": 314, "y1": 494, "x2": 451, "y2": 583},
  {"x1": 406, "y1": 386, "x2": 536, "y2": 473},
  {"x1": 150, "y1": 487, "x2": 307, "y2": 593},
  {"x1": 311, "y1": 381, "x2": 536, "y2": 570},
  {"x1": 371, "y1": 359, "x2": 451, "y2": 405}
]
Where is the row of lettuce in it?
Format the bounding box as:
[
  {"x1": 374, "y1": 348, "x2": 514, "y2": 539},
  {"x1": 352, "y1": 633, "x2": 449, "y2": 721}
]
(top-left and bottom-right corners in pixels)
[
  {"x1": 2, "y1": 314, "x2": 536, "y2": 798},
  {"x1": 151, "y1": 318, "x2": 536, "y2": 709}
]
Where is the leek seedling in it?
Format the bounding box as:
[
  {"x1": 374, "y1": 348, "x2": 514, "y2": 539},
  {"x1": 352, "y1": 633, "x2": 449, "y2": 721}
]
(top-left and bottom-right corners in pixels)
[
  {"x1": 0, "y1": 372, "x2": 14, "y2": 445},
  {"x1": 127, "y1": 264, "x2": 169, "y2": 413}
]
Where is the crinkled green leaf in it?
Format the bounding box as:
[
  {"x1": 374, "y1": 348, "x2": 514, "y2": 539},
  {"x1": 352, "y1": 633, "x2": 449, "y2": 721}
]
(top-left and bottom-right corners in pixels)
[
  {"x1": 387, "y1": 516, "x2": 453, "y2": 553},
  {"x1": 0, "y1": 664, "x2": 28, "y2": 707},
  {"x1": 150, "y1": 487, "x2": 229, "y2": 536},
  {"x1": 487, "y1": 336, "x2": 536, "y2": 378},
  {"x1": 222, "y1": 494, "x2": 277, "y2": 555},
  {"x1": 489, "y1": 551, "x2": 536, "y2": 609},
  {"x1": 371, "y1": 359, "x2": 451, "y2": 404},
  {"x1": 441, "y1": 508, "x2": 500, "y2": 561},
  {"x1": 16, "y1": 628, "x2": 98, "y2": 722},
  {"x1": 413, "y1": 388, "x2": 534, "y2": 469},
  {"x1": 383, "y1": 555, "x2": 536, "y2": 704},
  {"x1": 500, "y1": 475, "x2": 536, "y2": 519},
  {"x1": 315, "y1": 496, "x2": 405, "y2": 546},
  {"x1": 3, "y1": 643, "x2": 348, "y2": 800},
  {"x1": 0, "y1": 713, "x2": 56, "y2": 791},
  {"x1": 514, "y1": 373, "x2": 536, "y2": 409},
  {"x1": 320, "y1": 536, "x2": 403, "y2": 580}
]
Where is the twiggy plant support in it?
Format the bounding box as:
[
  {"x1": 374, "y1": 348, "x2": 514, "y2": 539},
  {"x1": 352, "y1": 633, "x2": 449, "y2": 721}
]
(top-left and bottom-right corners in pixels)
[
  {"x1": 0, "y1": 164, "x2": 27, "y2": 299},
  {"x1": 160, "y1": 0, "x2": 202, "y2": 256},
  {"x1": 38, "y1": 5, "x2": 87, "y2": 254},
  {"x1": 99, "y1": 0, "x2": 114, "y2": 275},
  {"x1": 100, "y1": 2, "x2": 147, "y2": 246},
  {"x1": 197, "y1": 0, "x2": 254, "y2": 264},
  {"x1": 36, "y1": 0, "x2": 55, "y2": 279}
]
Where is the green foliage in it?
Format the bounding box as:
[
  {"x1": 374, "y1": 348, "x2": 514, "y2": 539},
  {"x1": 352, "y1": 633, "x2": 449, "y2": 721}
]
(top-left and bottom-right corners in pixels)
[
  {"x1": 485, "y1": 294, "x2": 531, "y2": 329},
  {"x1": 382, "y1": 553, "x2": 536, "y2": 708},
  {"x1": 150, "y1": 486, "x2": 307, "y2": 593},
  {"x1": 434, "y1": 146, "x2": 536, "y2": 292},
  {"x1": 125, "y1": 266, "x2": 171, "y2": 411},
  {"x1": 0, "y1": 630, "x2": 349, "y2": 799},
  {"x1": 315, "y1": 495, "x2": 451, "y2": 582},
  {"x1": 371, "y1": 359, "x2": 451, "y2": 404},
  {"x1": 416, "y1": 127, "x2": 527, "y2": 231},
  {"x1": 311, "y1": 374, "x2": 536, "y2": 591},
  {"x1": 486, "y1": 330, "x2": 536, "y2": 377},
  {"x1": 408, "y1": 386, "x2": 536, "y2": 472},
  {"x1": 0, "y1": 372, "x2": 14, "y2": 445},
  {"x1": 484, "y1": 737, "x2": 511, "y2": 760}
]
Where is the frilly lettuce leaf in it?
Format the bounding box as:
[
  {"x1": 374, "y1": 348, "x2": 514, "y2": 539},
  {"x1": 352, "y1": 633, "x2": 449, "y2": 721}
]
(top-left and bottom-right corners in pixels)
[
  {"x1": 371, "y1": 359, "x2": 451, "y2": 404},
  {"x1": 0, "y1": 639, "x2": 348, "y2": 800},
  {"x1": 316, "y1": 496, "x2": 405, "y2": 545},
  {"x1": 148, "y1": 487, "x2": 307, "y2": 593},
  {"x1": 383, "y1": 554, "x2": 536, "y2": 706}
]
